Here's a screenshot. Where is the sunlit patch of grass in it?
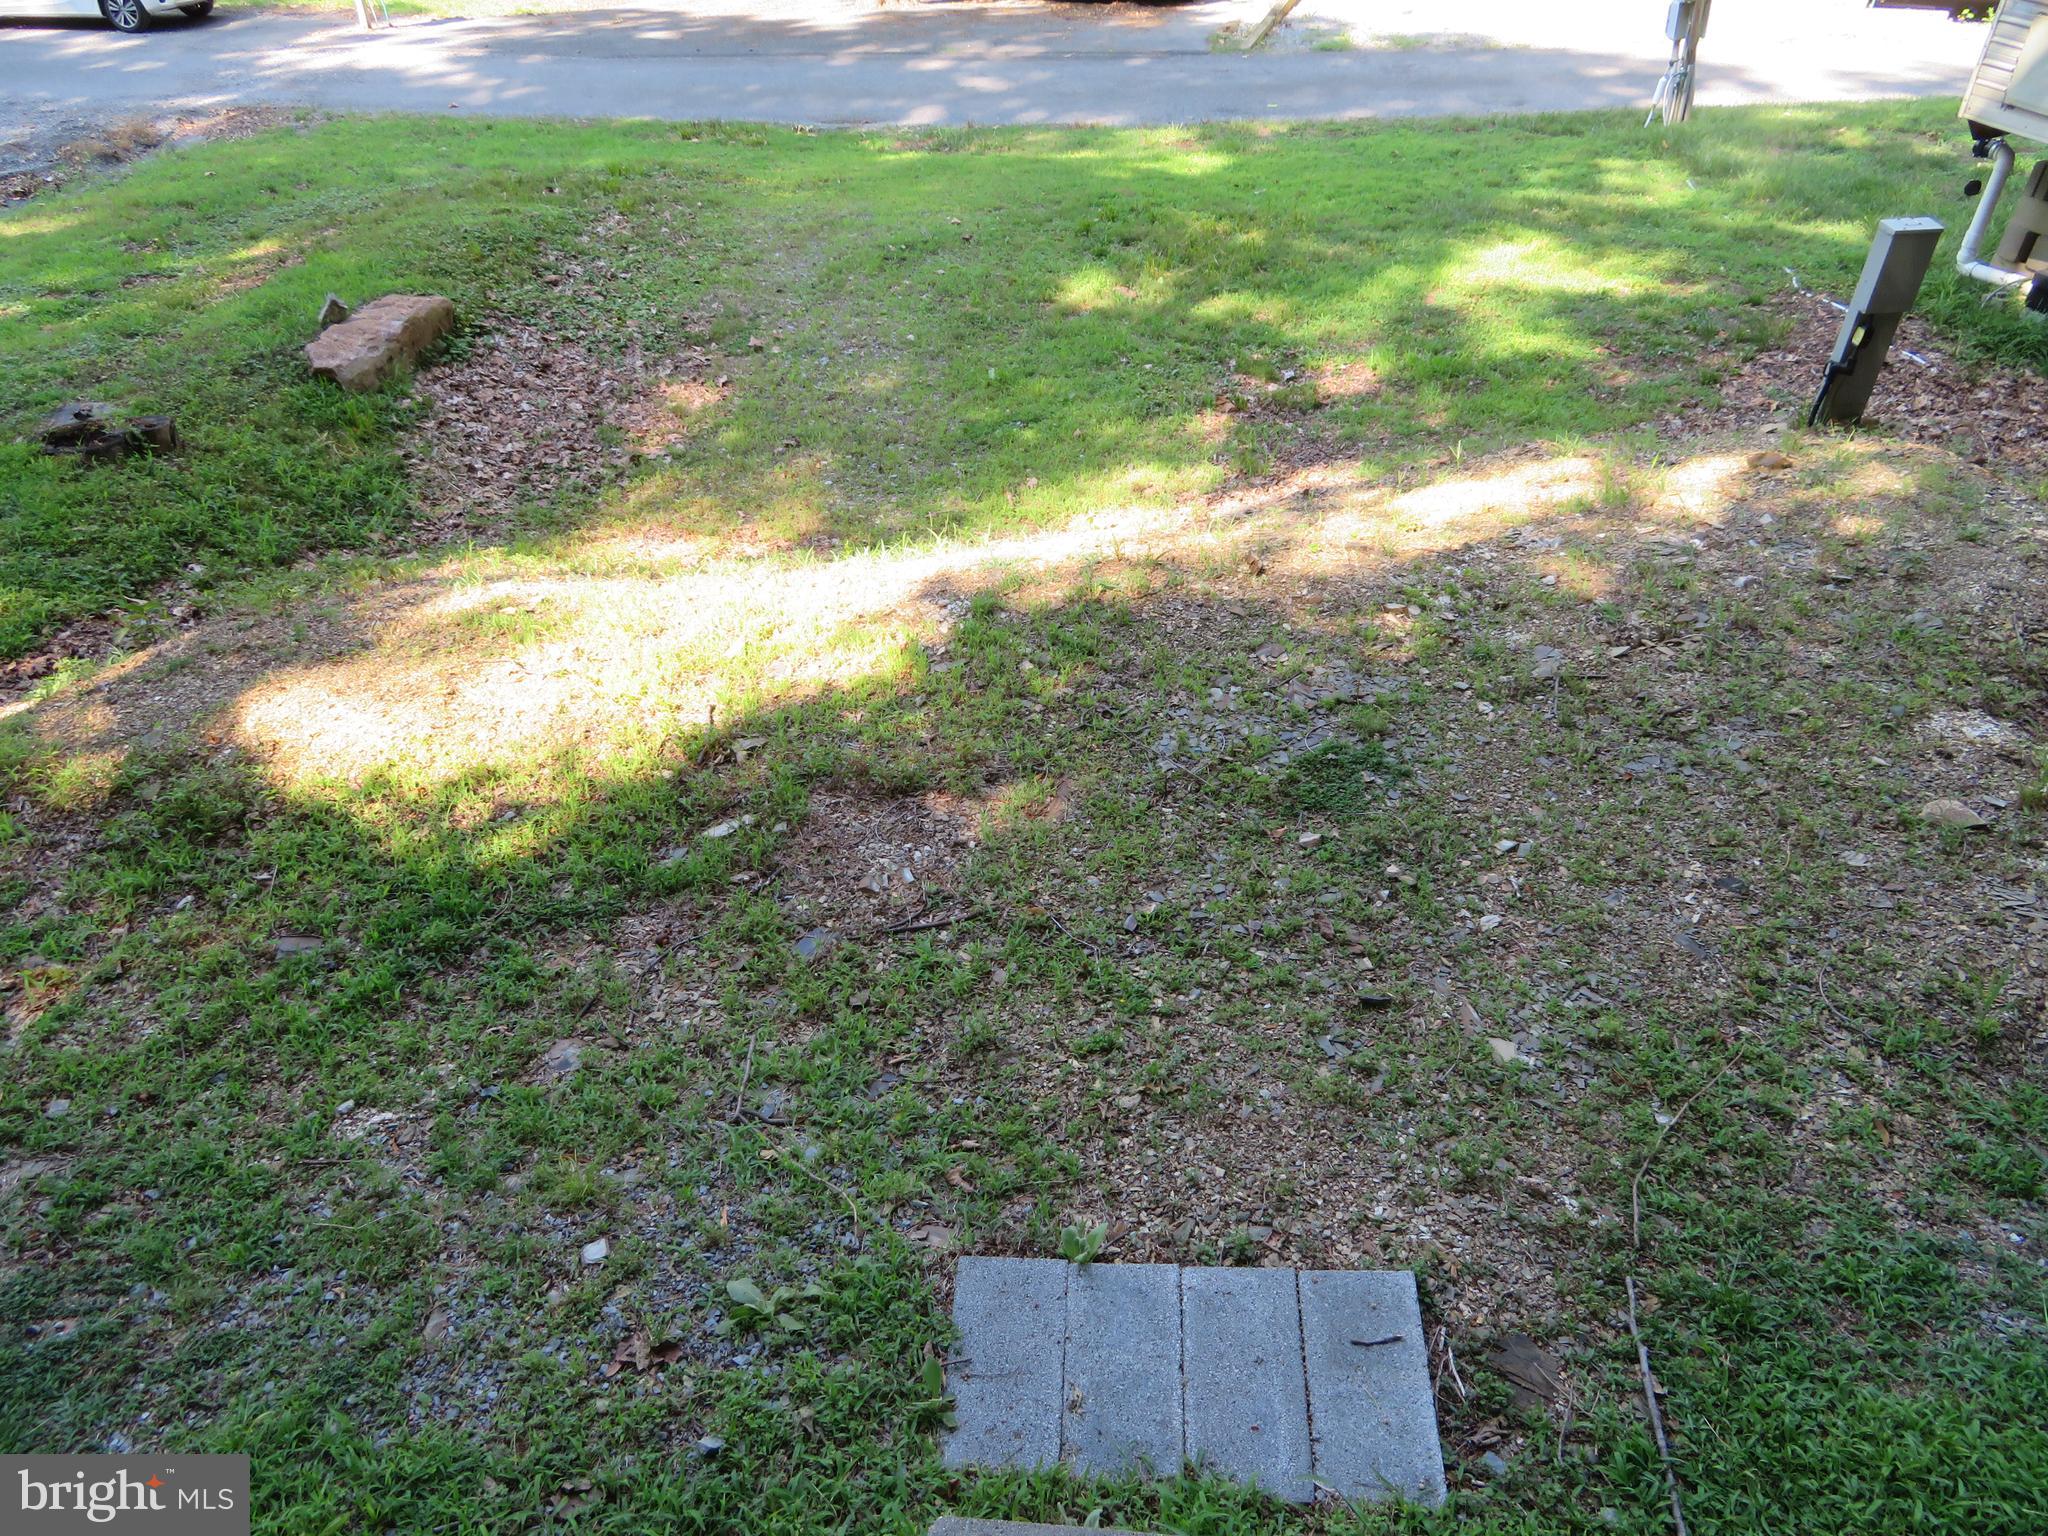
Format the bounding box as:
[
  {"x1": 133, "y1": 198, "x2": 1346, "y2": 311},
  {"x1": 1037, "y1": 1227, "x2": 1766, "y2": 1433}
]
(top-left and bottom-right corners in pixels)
[{"x1": 8, "y1": 102, "x2": 2043, "y2": 663}]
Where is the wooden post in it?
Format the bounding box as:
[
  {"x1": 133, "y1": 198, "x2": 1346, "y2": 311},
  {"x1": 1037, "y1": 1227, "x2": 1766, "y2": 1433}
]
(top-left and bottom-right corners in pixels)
[{"x1": 1243, "y1": 0, "x2": 1304, "y2": 52}]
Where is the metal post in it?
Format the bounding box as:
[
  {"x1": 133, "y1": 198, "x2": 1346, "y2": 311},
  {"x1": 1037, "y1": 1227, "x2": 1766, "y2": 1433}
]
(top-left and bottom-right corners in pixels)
[
  {"x1": 1650, "y1": 0, "x2": 1712, "y2": 127},
  {"x1": 1809, "y1": 217, "x2": 1945, "y2": 428}
]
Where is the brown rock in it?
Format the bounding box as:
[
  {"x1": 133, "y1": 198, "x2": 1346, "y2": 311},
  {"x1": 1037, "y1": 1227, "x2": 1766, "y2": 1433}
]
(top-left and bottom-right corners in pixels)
[{"x1": 305, "y1": 294, "x2": 455, "y2": 391}]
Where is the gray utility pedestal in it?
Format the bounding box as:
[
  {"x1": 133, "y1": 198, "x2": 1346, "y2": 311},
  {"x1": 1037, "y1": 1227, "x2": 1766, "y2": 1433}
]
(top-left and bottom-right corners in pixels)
[
  {"x1": 1813, "y1": 216, "x2": 1944, "y2": 426},
  {"x1": 943, "y1": 1259, "x2": 1445, "y2": 1507}
]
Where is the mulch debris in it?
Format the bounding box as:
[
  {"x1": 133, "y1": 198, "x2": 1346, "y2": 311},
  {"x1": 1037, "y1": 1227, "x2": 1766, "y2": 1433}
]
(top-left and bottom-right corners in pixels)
[
  {"x1": 1666, "y1": 288, "x2": 2048, "y2": 470},
  {"x1": 399, "y1": 318, "x2": 720, "y2": 537}
]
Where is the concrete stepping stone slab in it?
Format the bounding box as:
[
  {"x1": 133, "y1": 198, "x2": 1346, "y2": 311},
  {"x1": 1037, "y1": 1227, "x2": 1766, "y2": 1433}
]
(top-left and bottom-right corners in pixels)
[
  {"x1": 1181, "y1": 1266, "x2": 1313, "y2": 1503},
  {"x1": 1062, "y1": 1261, "x2": 1183, "y2": 1478},
  {"x1": 1298, "y1": 1269, "x2": 1447, "y2": 1507},
  {"x1": 945, "y1": 1259, "x2": 1444, "y2": 1507},
  {"x1": 943, "y1": 1256, "x2": 1066, "y2": 1472}
]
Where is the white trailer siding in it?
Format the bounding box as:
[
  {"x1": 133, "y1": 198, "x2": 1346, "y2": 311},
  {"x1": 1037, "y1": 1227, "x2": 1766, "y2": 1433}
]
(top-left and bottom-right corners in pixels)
[{"x1": 1962, "y1": 0, "x2": 2048, "y2": 143}]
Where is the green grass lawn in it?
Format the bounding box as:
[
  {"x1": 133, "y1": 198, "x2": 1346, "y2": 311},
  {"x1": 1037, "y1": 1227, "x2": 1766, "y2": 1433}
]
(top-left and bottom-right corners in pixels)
[
  {"x1": 5, "y1": 103, "x2": 2045, "y2": 662},
  {"x1": 3, "y1": 103, "x2": 2045, "y2": 1536}
]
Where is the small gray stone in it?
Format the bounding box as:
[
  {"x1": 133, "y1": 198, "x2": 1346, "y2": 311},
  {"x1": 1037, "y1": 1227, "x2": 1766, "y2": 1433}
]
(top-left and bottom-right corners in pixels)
[
  {"x1": 539, "y1": 1039, "x2": 584, "y2": 1079},
  {"x1": 579, "y1": 1238, "x2": 609, "y2": 1267},
  {"x1": 793, "y1": 927, "x2": 837, "y2": 963},
  {"x1": 44, "y1": 1098, "x2": 71, "y2": 1120},
  {"x1": 1478, "y1": 1450, "x2": 1510, "y2": 1478}
]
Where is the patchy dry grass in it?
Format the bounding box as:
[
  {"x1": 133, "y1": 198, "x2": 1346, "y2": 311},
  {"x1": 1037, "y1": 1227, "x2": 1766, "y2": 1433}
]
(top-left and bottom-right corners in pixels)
[
  {"x1": 6, "y1": 425, "x2": 2045, "y2": 1533},
  {"x1": 3, "y1": 105, "x2": 2046, "y2": 1536}
]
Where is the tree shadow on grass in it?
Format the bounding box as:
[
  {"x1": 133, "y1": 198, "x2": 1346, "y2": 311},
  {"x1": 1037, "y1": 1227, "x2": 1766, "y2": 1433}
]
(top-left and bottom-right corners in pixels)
[
  {"x1": 5, "y1": 435, "x2": 2048, "y2": 1532},
  {"x1": 6, "y1": 101, "x2": 2035, "y2": 658}
]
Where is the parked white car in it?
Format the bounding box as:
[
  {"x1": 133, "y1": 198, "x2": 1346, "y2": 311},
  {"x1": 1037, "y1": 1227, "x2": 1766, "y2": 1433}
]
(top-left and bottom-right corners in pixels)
[{"x1": 4, "y1": 0, "x2": 211, "y2": 31}]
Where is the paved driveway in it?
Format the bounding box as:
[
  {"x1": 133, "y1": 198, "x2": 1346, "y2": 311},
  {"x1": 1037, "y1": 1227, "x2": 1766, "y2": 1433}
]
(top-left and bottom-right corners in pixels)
[{"x1": 0, "y1": 0, "x2": 1987, "y2": 141}]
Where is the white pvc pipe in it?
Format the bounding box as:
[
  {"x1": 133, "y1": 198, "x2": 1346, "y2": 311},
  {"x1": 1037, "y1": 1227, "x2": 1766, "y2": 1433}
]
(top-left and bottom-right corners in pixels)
[{"x1": 1957, "y1": 138, "x2": 2029, "y2": 291}]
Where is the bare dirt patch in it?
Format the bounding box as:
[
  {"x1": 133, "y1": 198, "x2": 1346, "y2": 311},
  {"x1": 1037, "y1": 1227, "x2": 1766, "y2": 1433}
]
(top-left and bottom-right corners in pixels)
[
  {"x1": 0, "y1": 615, "x2": 123, "y2": 702},
  {"x1": 772, "y1": 787, "x2": 985, "y2": 938}
]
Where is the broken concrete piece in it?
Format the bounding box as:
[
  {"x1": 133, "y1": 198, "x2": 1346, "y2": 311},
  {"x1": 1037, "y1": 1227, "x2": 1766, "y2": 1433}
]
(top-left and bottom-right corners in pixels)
[
  {"x1": 35, "y1": 402, "x2": 177, "y2": 463},
  {"x1": 38, "y1": 402, "x2": 117, "y2": 445},
  {"x1": 317, "y1": 293, "x2": 352, "y2": 329},
  {"x1": 304, "y1": 294, "x2": 455, "y2": 391}
]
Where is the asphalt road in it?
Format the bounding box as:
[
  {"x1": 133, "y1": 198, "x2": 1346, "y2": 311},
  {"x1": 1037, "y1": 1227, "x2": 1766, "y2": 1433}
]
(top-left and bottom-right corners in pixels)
[{"x1": 0, "y1": 2, "x2": 1983, "y2": 139}]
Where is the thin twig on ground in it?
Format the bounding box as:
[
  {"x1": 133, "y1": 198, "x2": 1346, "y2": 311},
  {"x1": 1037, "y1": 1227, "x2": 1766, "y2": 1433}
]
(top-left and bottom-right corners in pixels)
[
  {"x1": 1627, "y1": 1275, "x2": 1691, "y2": 1536},
  {"x1": 1624, "y1": 1042, "x2": 1740, "y2": 1533},
  {"x1": 1631, "y1": 1040, "x2": 1746, "y2": 1249},
  {"x1": 1439, "y1": 1325, "x2": 1467, "y2": 1401},
  {"x1": 766, "y1": 1136, "x2": 864, "y2": 1235},
  {"x1": 1042, "y1": 909, "x2": 1099, "y2": 955},
  {"x1": 879, "y1": 905, "x2": 988, "y2": 936},
  {"x1": 732, "y1": 1031, "x2": 757, "y2": 1119}
]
